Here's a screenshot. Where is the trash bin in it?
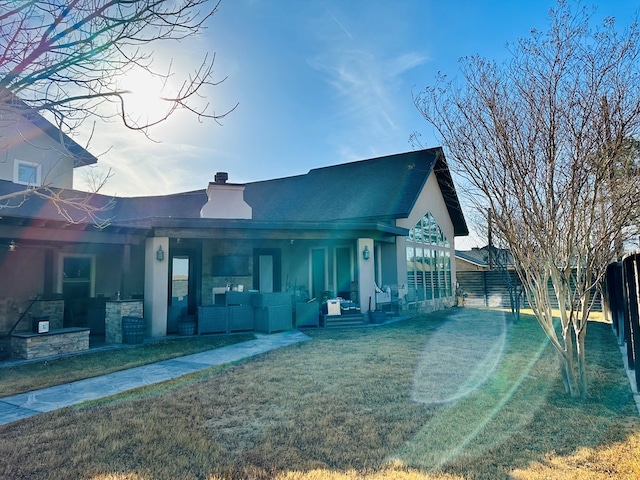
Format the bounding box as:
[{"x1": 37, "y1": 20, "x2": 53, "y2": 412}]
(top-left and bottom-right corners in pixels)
[
  {"x1": 122, "y1": 316, "x2": 145, "y2": 344},
  {"x1": 178, "y1": 315, "x2": 197, "y2": 336}
]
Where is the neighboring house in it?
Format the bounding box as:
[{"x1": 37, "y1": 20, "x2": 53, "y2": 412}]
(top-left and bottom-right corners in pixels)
[
  {"x1": 0, "y1": 139, "x2": 468, "y2": 338},
  {"x1": 455, "y1": 245, "x2": 515, "y2": 272},
  {"x1": 0, "y1": 91, "x2": 97, "y2": 188},
  {"x1": 455, "y1": 246, "x2": 519, "y2": 308}
]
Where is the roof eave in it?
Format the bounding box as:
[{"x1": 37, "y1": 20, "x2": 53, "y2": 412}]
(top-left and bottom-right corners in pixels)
[
  {"x1": 433, "y1": 148, "x2": 469, "y2": 237},
  {"x1": 148, "y1": 217, "x2": 409, "y2": 236},
  {"x1": 455, "y1": 255, "x2": 488, "y2": 268}
]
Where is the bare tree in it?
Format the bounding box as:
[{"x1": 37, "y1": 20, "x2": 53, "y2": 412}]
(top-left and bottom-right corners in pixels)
[
  {"x1": 415, "y1": 0, "x2": 640, "y2": 397},
  {"x1": 0, "y1": 0, "x2": 234, "y2": 223}
]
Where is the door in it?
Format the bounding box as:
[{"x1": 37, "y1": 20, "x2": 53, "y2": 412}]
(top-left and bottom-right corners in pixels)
[
  {"x1": 259, "y1": 255, "x2": 274, "y2": 292},
  {"x1": 335, "y1": 246, "x2": 352, "y2": 298},
  {"x1": 253, "y1": 248, "x2": 282, "y2": 292},
  {"x1": 311, "y1": 248, "x2": 327, "y2": 301},
  {"x1": 60, "y1": 254, "x2": 95, "y2": 327},
  {"x1": 168, "y1": 243, "x2": 201, "y2": 333},
  {"x1": 169, "y1": 255, "x2": 190, "y2": 333}
]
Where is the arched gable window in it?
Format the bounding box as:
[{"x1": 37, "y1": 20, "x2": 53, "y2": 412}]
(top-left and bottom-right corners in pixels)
[{"x1": 406, "y1": 212, "x2": 452, "y2": 303}]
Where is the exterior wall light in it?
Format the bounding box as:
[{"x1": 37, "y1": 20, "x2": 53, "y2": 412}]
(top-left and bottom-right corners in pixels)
[
  {"x1": 156, "y1": 245, "x2": 165, "y2": 261},
  {"x1": 362, "y1": 245, "x2": 370, "y2": 260}
]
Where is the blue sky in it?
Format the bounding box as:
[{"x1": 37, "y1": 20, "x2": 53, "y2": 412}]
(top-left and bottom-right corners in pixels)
[{"x1": 75, "y1": 0, "x2": 639, "y2": 248}]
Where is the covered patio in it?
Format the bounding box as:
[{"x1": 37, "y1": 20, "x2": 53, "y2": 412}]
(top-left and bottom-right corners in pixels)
[{"x1": 143, "y1": 217, "x2": 408, "y2": 337}]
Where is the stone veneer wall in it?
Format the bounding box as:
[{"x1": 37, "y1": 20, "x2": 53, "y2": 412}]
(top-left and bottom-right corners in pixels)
[
  {"x1": 0, "y1": 298, "x2": 65, "y2": 333},
  {"x1": 404, "y1": 296, "x2": 455, "y2": 315},
  {"x1": 105, "y1": 300, "x2": 144, "y2": 343},
  {"x1": 0, "y1": 296, "x2": 25, "y2": 333},
  {"x1": 11, "y1": 328, "x2": 90, "y2": 360},
  {"x1": 31, "y1": 300, "x2": 64, "y2": 330}
]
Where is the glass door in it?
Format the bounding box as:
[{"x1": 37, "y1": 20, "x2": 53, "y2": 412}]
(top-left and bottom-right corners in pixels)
[
  {"x1": 169, "y1": 255, "x2": 189, "y2": 333},
  {"x1": 335, "y1": 246, "x2": 352, "y2": 299}
]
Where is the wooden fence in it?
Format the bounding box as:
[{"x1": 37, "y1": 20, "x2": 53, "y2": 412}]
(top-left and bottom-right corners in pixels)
[
  {"x1": 605, "y1": 254, "x2": 640, "y2": 390},
  {"x1": 457, "y1": 270, "x2": 602, "y2": 311},
  {"x1": 457, "y1": 270, "x2": 520, "y2": 308}
]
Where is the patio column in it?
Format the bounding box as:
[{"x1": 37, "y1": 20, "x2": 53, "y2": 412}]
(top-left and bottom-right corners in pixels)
[
  {"x1": 120, "y1": 244, "x2": 131, "y2": 298},
  {"x1": 357, "y1": 238, "x2": 375, "y2": 313},
  {"x1": 144, "y1": 237, "x2": 169, "y2": 337}
]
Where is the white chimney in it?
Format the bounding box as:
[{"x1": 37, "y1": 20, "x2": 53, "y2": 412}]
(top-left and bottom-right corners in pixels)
[{"x1": 200, "y1": 172, "x2": 252, "y2": 219}]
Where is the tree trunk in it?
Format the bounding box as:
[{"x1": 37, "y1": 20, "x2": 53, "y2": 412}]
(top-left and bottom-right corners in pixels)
[
  {"x1": 576, "y1": 320, "x2": 588, "y2": 398},
  {"x1": 557, "y1": 350, "x2": 576, "y2": 396}
]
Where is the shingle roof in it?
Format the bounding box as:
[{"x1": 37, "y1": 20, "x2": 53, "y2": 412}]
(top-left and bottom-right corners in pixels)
[
  {"x1": 245, "y1": 148, "x2": 469, "y2": 235},
  {"x1": 456, "y1": 246, "x2": 515, "y2": 268},
  {"x1": 246, "y1": 151, "x2": 426, "y2": 222},
  {"x1": 0, "y1": 181, "x2": 205, "y2": 227},
  {"x1": 113, "y1": 190, "x2": 207, "y2": 222},
  {"x1": 0, "y1": 148, "x2": 468, "y2": 236},
  {"x1": 0, "y1": 181, "x2": 114, "y2": 222}
]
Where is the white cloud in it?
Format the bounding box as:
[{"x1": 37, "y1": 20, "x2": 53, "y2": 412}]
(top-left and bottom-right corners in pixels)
[
  {"x1": 306, "y1": 6, "x2": 429, "y2": 159},
  {"x1": 74, "y1": 119, "x2": 223, "y2": 197}
]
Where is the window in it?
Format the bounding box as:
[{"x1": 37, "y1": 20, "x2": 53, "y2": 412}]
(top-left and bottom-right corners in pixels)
[
  {"x1": 59, "y1": 254, "x2": 95, "y2": 299},
  {"x1": 406, "y1": 247, "x2": 416, "y2": 302},
  {"x1": 63, "y1": 256, "x2": 92, "y2": 280},
  {"x1": 405, "y1": 212, "x2": 452, "y2": 302},
  {"x1": 14, "y1": 160, "x2": 41, "y2": 186}
]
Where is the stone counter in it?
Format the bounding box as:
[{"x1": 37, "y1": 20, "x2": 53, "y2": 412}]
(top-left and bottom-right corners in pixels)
[
  {"x1": 105, "y1": 300, "x2": 144, "y2": 344},
  {"x1": 11, "y1": 328, "x2": 90, "y2": 360}
]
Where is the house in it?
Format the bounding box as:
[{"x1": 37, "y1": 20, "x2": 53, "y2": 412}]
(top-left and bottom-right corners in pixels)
[
  {"x1": 0, "y1": 103, "x2": 468, "y2": 344},
  {"x1": 0, "y1": 91, "x2": 97, "y2": 188},
  {"x1": 455, "y1": 245, "x2": 515, "y2": 272},
  {"x1": 455, "y1": 246, "x2": 519, "y2": 308}
]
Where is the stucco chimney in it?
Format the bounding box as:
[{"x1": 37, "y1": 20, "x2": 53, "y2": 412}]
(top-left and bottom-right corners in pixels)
[{"x1": 200, "y1": 173, "x2": 252, "y2": 219}]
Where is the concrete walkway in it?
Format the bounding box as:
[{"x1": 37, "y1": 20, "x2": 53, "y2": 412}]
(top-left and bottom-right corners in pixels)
[{"x1": 0, "y1": 330, "x2": 311, "y2": 426}]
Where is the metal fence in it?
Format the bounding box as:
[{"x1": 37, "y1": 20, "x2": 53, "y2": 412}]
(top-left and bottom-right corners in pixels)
[{"x1": 604, "y1": 253, "x2": 640, "y2": 390}]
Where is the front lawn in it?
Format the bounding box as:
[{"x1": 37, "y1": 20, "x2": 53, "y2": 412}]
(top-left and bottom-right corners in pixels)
[
  {"x1": 0, "y1": 333, "x2": 253, "y2": 397},
  {"x1": 0, "y1": 308, "x2": 638, "y2": 479}
]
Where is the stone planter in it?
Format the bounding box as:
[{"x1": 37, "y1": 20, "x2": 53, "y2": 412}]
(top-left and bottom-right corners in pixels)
[{"x1": 106, "y1": 300, "x2": 144, "y2": 344}]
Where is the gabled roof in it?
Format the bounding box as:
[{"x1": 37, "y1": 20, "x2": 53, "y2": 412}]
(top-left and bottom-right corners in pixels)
[
  {"x1": 0, "y1": 90, "x2": 98, "y2": 168},
  {"x1": 244, "y1": 148, "x2": 468, "y2": 236}
]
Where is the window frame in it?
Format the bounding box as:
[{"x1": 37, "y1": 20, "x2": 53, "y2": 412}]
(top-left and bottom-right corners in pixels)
[{"x1": 13, "y1": 159, "x2": 42, "y2": 186}]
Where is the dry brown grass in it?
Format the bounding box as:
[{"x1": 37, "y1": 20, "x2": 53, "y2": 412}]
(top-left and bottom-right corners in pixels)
[{"x1": 0, "y1": 309, "x2": 638, "y2": 480}]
